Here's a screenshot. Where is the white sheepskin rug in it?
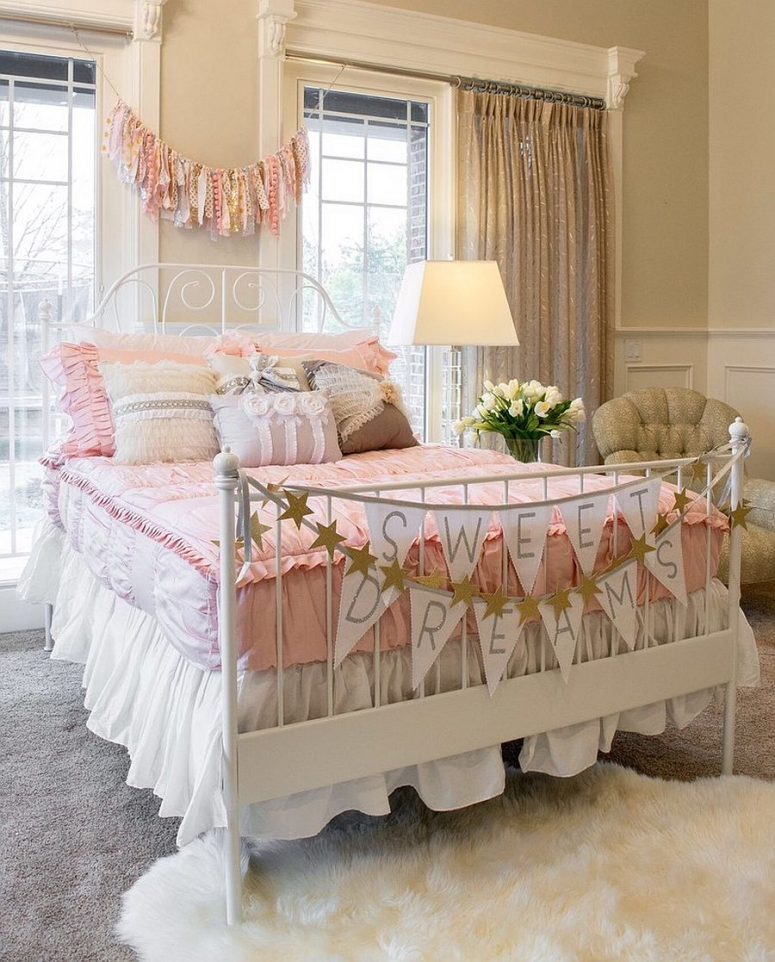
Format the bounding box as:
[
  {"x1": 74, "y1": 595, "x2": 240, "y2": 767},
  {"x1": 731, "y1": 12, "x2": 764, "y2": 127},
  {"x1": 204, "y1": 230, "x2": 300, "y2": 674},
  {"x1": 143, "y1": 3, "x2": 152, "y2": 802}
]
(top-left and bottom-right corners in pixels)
[{"x1": 118, "y1": 764, "x2": 775, "y2": 962}]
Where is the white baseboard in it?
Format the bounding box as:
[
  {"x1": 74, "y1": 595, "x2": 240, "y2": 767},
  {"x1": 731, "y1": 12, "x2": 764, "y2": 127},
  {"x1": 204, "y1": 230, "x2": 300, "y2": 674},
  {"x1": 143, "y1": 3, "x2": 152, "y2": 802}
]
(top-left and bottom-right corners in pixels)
[{"x1": 0, "y1": 584, "x2": 44, "y2": 633}]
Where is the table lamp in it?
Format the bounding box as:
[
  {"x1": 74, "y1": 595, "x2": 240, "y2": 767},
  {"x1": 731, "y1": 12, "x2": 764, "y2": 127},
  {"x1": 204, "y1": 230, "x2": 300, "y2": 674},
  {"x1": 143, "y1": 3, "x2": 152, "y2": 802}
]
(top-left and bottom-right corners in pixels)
[{"x1": 389, "y1": 260, "x2": 518, "y2": 440}]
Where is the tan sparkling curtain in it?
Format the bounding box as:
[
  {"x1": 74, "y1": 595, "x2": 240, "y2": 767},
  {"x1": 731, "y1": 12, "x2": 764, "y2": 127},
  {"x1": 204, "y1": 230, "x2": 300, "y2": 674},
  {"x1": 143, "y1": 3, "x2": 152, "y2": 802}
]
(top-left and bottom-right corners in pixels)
[{"x1": 456, "y1": 89, "x2": 614, "y2": 465}]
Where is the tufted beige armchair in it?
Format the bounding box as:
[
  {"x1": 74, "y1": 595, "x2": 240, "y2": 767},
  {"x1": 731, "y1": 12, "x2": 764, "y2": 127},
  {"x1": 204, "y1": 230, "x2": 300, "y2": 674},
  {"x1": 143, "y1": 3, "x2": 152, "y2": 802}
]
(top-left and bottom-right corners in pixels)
[{"x1": 592, "y1": 387, "x2": 775, "y2": 584}]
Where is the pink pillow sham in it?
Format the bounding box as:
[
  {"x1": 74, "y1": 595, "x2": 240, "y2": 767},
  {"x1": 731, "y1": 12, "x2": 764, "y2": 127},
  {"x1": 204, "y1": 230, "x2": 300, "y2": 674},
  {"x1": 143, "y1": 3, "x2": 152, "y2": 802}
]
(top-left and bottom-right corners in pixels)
[
  {"x1": 40, "y1": 342, "x2": 116, "y2": 457},
  {"x1": 40, "y1": 342, "x2": 207, "y2": 457},
  {"x1": 258, "y1": 338, "x2": 396, "y2": 377}
]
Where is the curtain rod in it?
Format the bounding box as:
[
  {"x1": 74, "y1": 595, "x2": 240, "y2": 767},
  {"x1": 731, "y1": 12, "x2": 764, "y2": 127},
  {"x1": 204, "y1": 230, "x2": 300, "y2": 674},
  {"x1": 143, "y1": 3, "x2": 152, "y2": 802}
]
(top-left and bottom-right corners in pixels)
[
  {"x1": 285, "y1": 52, "x2": 606, "y2": 110},
  {"x1": 0, "y1": 12, "x2": 132, "y2": 39}
]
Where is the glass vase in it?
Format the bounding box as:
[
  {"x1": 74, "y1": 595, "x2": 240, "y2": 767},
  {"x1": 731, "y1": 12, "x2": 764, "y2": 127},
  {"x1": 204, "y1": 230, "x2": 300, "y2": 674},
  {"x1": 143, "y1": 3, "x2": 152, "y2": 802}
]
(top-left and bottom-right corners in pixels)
[{"x1": 504, "y1": 435, "x2": 541, "y2": 463}]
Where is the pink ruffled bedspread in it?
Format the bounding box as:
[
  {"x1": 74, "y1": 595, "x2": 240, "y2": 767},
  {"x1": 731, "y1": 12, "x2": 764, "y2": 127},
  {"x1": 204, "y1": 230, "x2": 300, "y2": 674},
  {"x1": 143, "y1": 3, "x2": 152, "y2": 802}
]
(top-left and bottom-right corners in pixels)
[{"x1": 46, "y1": 446, "x2": 727, "y2": 672}]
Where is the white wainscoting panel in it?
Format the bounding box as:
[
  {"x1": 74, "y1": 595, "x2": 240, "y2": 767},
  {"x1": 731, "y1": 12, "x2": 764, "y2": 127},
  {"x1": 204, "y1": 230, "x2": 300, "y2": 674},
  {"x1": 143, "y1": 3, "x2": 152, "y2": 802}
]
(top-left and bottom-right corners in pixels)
[
  {"x1": 625, "y1": 363, "x2": 694, "y2": 391},
  {"x1": 707, "y1": 330, "x2": 775, "y2": 480},
  {"x1": 614, "y1": 329, "x2": 707, "y2": 397}
]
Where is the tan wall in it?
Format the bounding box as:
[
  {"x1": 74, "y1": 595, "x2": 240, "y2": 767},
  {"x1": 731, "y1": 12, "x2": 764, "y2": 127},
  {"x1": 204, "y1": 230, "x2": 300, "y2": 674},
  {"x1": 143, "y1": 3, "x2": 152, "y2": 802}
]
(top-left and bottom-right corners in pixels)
[
  {"x1": 366, "y1": 0, "x2": 709, "y2": 329},
  {"x1": 157, "y1": 0, "x2": 709, "y2": 328},
  {"x1": 159, "y1": 0, "x2": 259, "y2": 265},
  {"x1": 708, "y1": 0, "x2": 775, "y2": 328}
]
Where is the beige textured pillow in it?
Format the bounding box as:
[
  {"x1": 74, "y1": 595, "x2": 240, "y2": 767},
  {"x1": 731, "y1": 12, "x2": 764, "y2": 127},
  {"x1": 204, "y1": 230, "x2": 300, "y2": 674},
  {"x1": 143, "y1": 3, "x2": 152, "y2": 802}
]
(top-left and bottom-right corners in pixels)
[
  {"x1": 302, "y1": 359, "x2": 417, "y2": 455},
  {"x1": 101, "y1": 361, "x2": 218, "y2": 464}
]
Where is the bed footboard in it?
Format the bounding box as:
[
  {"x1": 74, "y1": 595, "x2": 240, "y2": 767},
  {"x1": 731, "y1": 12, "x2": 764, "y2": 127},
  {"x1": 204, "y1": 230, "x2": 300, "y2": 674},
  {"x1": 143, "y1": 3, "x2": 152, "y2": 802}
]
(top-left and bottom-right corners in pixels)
[{"x1": 215, "y1": 420, "x2": 750, "y2": 925}]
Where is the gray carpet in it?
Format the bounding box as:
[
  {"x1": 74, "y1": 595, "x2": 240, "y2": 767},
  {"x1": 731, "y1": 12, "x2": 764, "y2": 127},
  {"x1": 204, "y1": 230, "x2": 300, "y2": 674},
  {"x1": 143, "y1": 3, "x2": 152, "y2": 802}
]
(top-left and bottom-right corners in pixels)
[
  {"x1": 2, "y1": 589, "x2": 774, "y2": 962},
  {"x1": 0, "y1": 631, "x2": 178, "y2": 962}
]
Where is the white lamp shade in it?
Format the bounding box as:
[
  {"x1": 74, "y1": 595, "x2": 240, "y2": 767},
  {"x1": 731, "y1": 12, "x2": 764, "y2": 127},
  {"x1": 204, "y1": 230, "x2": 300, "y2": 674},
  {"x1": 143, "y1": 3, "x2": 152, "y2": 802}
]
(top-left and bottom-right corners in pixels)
[{"x1": 388, "y1": 260, "x2": 518, "y2": 346}]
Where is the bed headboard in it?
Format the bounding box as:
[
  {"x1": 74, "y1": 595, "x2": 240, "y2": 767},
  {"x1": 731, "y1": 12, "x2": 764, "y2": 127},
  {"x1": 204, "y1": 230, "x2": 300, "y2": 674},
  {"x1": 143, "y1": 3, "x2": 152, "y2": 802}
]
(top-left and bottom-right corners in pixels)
[{"x1": 88, "y1": 263, "x2": 348, "y2": 336}]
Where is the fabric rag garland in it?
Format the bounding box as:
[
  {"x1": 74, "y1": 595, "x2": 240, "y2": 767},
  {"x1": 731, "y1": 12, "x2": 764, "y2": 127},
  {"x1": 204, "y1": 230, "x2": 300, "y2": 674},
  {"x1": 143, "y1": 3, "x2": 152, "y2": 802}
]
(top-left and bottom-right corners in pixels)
[{"x1": 103, "y1": 100, "x2": 310, "y2": 238}]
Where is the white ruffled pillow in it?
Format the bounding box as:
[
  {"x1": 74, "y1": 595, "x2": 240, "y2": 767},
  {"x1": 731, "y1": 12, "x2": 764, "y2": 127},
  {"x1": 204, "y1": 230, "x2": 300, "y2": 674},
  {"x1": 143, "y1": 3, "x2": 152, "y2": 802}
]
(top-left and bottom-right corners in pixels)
[{"x1": 102, "y1": 361, "x2": 218, "y2": 464}]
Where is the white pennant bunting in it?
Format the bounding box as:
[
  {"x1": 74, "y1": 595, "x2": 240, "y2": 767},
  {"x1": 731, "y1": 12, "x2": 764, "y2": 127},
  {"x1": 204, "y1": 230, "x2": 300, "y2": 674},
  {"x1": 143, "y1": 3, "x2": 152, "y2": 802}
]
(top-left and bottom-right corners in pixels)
[
  {"x1": 539, "y1": 592, "x2": 585, "y2": 683},
  {"x1": 644, "y1": 520, "x2": 688, "y2": 606},
  {"x1": 597, "y1": 559, "x2": 640, "y2": 650},
  {"x1": 559, "y1": 491, "x2": 610, "y2": 575},
  {"x1": 435, "y1": 508, "x2": 492, "y2": 582},
  {"x1": 616, "y1": 477, "x2": 662, "y2": 540},
  {"x1": 334, "y1": 570, "x2": 386, "y2": 667},
  {"x1": 473, "y1": 598, "x2": 524, "y2": 696},
  {"x1": 500, "y1": 503, "x2": 554, "y2": 594},
  {"x1": 409, "y1": 586, "x2": 464, "y2": 690},
  {"x1": 364, "y1": 502, "x2": 427, "y2": 605}
]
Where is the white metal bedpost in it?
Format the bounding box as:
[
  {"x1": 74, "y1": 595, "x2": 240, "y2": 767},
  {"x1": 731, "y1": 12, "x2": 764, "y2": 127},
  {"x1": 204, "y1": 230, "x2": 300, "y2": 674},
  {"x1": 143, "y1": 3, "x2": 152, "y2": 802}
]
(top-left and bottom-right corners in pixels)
[
  {"x1": 723, "y1": 416, "x2": 748, "y2": 775},
  {"x1": 214, "y1": 448, "x2": 243, "y2": 925}
]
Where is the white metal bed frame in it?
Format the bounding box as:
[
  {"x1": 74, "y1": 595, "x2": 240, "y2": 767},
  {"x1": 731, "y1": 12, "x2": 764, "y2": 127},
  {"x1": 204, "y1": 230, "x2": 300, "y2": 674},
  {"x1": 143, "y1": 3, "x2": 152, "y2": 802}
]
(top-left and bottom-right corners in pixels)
[
  {"x1": 213, "y1": 429, "x2": 748, "y2": 925},
  {"x1": 41, "y1": 264, "x2": 749, "y2": 927}
]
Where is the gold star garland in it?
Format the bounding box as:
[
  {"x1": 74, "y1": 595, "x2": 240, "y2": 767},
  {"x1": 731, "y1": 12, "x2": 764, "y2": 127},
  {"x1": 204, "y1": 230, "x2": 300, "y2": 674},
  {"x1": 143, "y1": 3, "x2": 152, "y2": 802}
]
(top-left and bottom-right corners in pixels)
[
  {"x1": 730, "y1": 500, "x2": 753, "y2": 530},
  {"x1": 310, "y1": 521, "x2": 346, "y2": 559},
  {"x1": 228, "y1": 466, "x2": 745, "y2": 619},
  {"x1": 278, "y1": 490, "x2": 314, "y2": 528}
]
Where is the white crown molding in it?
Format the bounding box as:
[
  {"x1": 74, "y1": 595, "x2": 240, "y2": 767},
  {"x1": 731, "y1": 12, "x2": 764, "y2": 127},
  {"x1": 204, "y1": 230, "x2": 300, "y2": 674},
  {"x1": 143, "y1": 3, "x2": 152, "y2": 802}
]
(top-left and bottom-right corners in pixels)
[
  {"x1": 257, "y1": 0, "x2": 296, "y2": 60},
  {"x1": 607, "y1": 46, "x2": 643, "y2": 110},
  {"x1": 133, "y1": 0, "x2": 166, "y2": 42},
  {"x1": 0, "y1": 0, "x2": 135, "y2": 34},
  {"x1": 287, "y1": 0, "x2": 644, "y2": 106}
]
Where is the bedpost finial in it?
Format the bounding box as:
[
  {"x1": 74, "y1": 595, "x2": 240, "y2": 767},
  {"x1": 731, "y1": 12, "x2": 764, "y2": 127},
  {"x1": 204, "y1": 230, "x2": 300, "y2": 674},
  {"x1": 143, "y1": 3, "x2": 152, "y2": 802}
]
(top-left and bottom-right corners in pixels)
[
  {"x1": 729, "y1": 416, "x2": 749, "y2": 444},
  {"x1": 214, "y1": 446, "x2": 240, "y2": 478}
]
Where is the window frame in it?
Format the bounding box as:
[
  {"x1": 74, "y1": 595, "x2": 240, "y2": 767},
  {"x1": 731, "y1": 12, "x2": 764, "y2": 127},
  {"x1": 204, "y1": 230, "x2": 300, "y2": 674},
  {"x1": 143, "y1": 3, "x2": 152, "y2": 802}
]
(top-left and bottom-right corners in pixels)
[
  {"x1": 0, "y1": 25, "x2": 159, "y2": 589},
  {"x1": 282, "y1": 61, "x2": 454, "y2": 443}
]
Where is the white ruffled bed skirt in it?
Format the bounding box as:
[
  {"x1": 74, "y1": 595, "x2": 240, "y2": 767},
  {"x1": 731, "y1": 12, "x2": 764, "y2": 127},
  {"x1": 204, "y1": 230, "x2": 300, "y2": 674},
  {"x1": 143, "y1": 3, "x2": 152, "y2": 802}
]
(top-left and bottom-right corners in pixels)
[{"x1": 20, "y1": 518, "x2": 760, "y2": 847}]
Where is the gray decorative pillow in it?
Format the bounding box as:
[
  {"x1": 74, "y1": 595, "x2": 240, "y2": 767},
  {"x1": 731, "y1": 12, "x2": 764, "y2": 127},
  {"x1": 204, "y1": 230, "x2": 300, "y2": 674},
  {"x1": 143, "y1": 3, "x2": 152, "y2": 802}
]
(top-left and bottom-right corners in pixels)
[
  {"x1": 302, "y1": 360, "x2": 418, "y2": 455},
  {"x1": 210, "y1": 392, "x2": 341, "y2": 467}
]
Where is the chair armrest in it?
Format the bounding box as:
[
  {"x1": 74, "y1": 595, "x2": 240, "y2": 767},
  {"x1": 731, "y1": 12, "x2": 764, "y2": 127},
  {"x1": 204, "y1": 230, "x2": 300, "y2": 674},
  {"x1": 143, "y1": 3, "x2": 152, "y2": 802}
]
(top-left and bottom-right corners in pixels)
[{"x1": 743, "y1": 477, "x2": 775, "y2": 532}]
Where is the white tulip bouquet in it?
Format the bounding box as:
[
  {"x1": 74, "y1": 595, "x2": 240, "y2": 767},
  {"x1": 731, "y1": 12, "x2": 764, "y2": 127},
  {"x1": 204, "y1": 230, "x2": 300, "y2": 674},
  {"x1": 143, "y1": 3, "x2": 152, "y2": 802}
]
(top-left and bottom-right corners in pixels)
[{"x1": 454, "y1": 379, "x2": 585, "y2": 462}]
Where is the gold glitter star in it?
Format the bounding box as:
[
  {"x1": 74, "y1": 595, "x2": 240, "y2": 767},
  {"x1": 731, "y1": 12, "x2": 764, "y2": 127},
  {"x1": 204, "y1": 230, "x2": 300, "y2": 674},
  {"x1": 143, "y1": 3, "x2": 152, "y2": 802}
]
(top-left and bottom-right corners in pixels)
[
  {"x1": 211, "y1": 537, "x2": 245, "y2": 557},
  {"x1": 672, "y1": 489, "x2": 693, "y2": 514},
  {"x1": 278, "y1": 490, "x2": 313, "y2": 529},
  {"x1": 517, "y1": 595, "x2": 541, "y2": 625},
  {"x1": 310, "y1": 521, "x2": 346, "y2": 559},
  {"x1": 482, "y1": 586, "x2": 510, "y2": 619},
  {"x1": 345, "y1": 543, "x2": 378, "y2": 577},
  {"x1": 578, "y1": 575, "x2": 602, "y2": 604},
  {"x1": 249, "y1": 512, "x2": 272, "y2": 550},
  {"x1": 450, "y1": 576, "x2": 479, "y2": 607},
  {"x1": 266, "y1": 477, "x2": 289, "y2": 494},
  {"x1": 412, "y1": 571, "x2": 448, "y2": 590},
  {"x1": 628, "y1": 534, "x2": 656, "y2": 563},
  {"x1": 548, "y1": 587, "x2": 573, "y2": 617},
  {"x1": 730, "y1": 501, "x2": 753, "y2": 530},
  {"x1": 651, "y1": 513, "x2": 671, "y2": 537},
  {"x1": 379, "y1": 560, "x2": 407, "y2": 594}
]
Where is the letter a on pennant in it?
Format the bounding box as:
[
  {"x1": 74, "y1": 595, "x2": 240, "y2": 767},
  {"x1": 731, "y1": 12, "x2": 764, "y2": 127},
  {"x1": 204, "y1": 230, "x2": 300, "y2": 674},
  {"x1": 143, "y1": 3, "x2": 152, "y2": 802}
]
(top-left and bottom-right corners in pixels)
[
  {"x1": 644, "y1": 520, "x2": 688, "y2": 605},
  {"x1": 500, "y1": 503, "x2": 554, "y2": 594},
  {"x1": 364, "y1": 502, "x2": 427, "y2": 604},
  {"x1": 559, "y1": 491, "x2": 610, "y2": 575},
  {"x1": 434, "y1": 508, "x2": 491, "y2": 582},
  {"x1": 473, "y1": 599, "x2": 524, "y2": 696},
  {"x1": 334, "y1": 570, "x2": 386, "y2": 667},
  {"x1": 409, "y1": 586, "x2": 464, "y2": 690},
  {"x1": 539, "y1": 592, "x2": 585, "y2": 683},
  {"x1": 616, "y1": 477, "x2": 662, "y2": 540},
  {"x1": 597, "y1": 559, "x2": 640, "y2": 650}
]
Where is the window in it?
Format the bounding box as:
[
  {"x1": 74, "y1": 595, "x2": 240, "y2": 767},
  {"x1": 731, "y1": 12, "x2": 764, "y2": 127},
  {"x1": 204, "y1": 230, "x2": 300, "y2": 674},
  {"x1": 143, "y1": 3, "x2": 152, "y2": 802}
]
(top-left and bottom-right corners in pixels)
[
  {"x1": 0, "y1": 50, "x2": 96, "y2": 572},
  {"x1": 301, "y1": 86, "x2": 430, "y2": 434},
  {"x1": 285, "y1": 66, "x2": 454, "y2": 442}
]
